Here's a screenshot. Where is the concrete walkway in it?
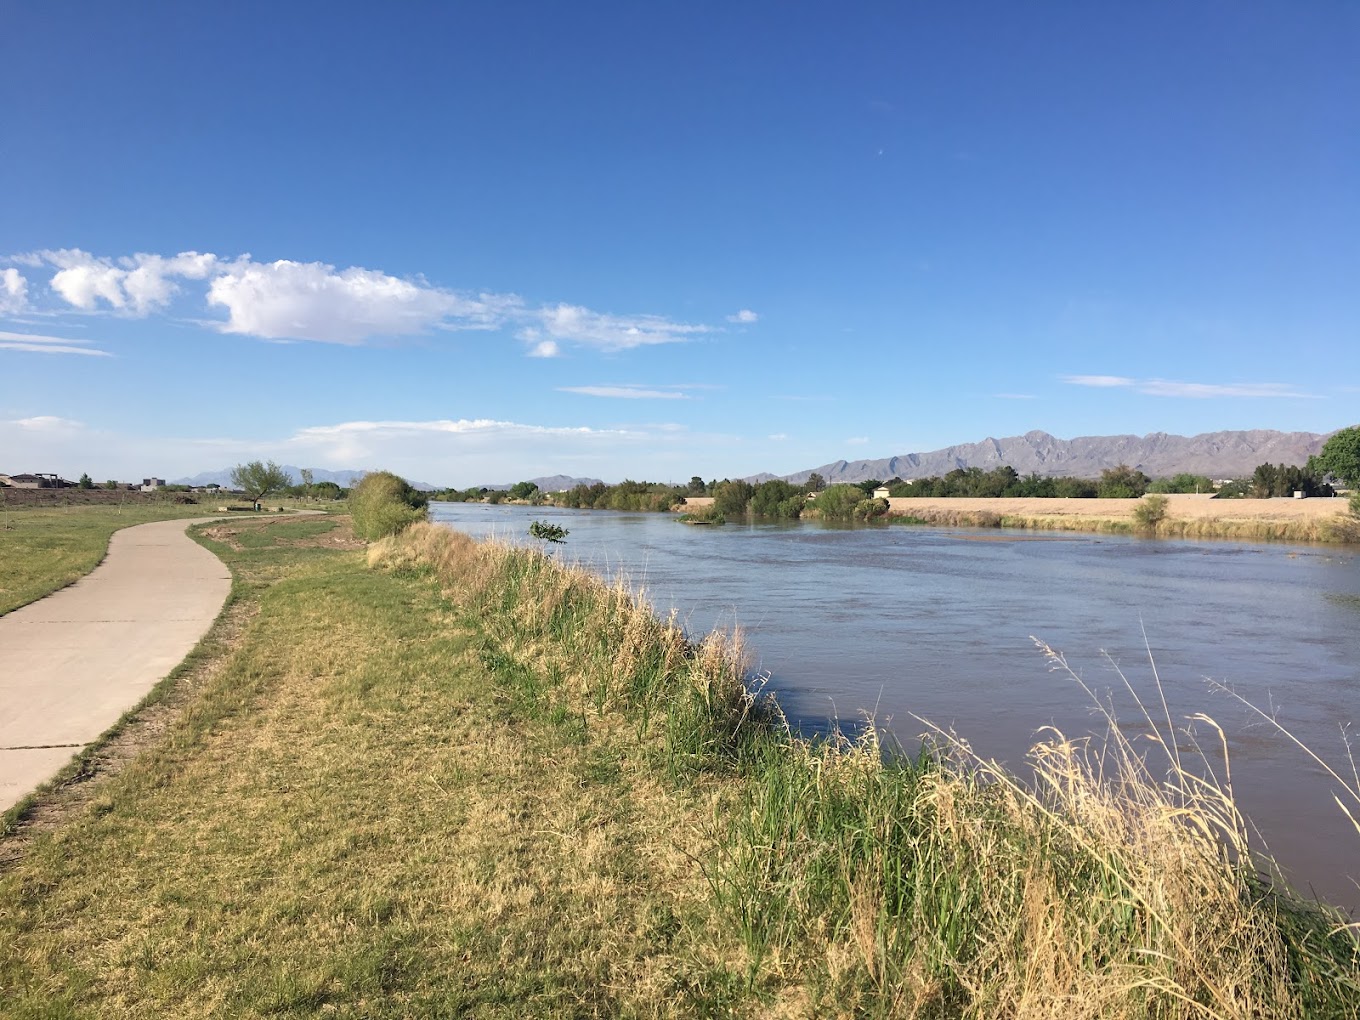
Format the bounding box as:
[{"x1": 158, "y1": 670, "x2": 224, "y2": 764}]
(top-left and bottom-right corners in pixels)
[{"x1": 0, "y1": 518, "x2": 232, "y2": 812}]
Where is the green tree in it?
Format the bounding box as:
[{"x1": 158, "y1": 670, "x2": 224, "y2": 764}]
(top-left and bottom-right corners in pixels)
[
  {"x1": 510, "y1": 481, "x2": 540, "y2": 500},
  {"x1": 102, "y1": 479, "x2": 119, "y2": 490},
  {"x1": 806, "y1": 472, "x2": 826, "y2": 492},
  {"x1": 77, "y1": 473, "x2": 93, "y2": 489},
  {"x1": 299, "y1": 468, "x2": 314, "y2": 499},
  {"x1": 713, "y1": 479, "x2": 755, "y2": 516},
  {"x1": 1098, "y1": 464, "x2": 1150, "y2": 499},
  {"x1": 686, "y1": 476, "x2": 708, "y2": 496},
  {"x1": 1309, "y1": 426, "x2": 1360, "y2": 489},
  {"x1": 750, "y1": 479, "x2": 801, "y2": 517},
  {"x1": 230, "y1": 460, "x2": 293, "y2": 502}
]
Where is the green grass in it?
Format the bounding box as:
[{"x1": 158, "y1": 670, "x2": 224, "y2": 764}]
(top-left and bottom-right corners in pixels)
[
  {"x1": 0, "y1": 517, "x2": 746, "y2": 1017},
  {"x1": 0, "y1": 503, "x2": 226, "y2": 616}
]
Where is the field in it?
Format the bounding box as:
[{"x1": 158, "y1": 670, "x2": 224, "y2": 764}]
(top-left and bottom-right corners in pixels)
[
  {"x1": 887, "y1": 493, "x2": 1359, "y2": 541},
  {"x1": 0, "y1": 503, "x2": 227, "y2": 617}
]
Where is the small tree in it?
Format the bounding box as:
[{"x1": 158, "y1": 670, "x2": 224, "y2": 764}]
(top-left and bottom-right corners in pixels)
[
  {"x1": 230, "y1": 460, "x2": 292, "y2": 502},
  {"x1": 510, "y1": 481, "x2": 540, "y2": 501},
  {"x1": 78, "y1": 473, "x2": 94, "y2": 489},
  {"x1": 299, "y1": 468, "x2": 314, "y2": 499},
  {"x1": 806, "y1": 472, "x2": 827, "y2": 493},
  {"x1": 529, "y1": 520, "x2": 569, "y2": 544},
  {"x1": 1132, "y1": 494, "x2": 1169, "y2": 531}
]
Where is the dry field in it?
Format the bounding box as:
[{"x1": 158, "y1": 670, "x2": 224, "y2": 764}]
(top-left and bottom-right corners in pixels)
[
  {"x1": 887, "y1": 493, "x2": 1359, "y2": 542},
  {"x1": 890, "y1": 493, "x2": 1343, "y2": 523}
]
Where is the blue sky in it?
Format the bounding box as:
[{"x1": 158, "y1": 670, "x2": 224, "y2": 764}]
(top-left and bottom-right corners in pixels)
[{"x1": 2, "y1": 2, "x2": 1356, "y2": 486}]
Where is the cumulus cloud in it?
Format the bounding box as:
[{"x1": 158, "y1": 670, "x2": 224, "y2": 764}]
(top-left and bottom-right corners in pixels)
[
  {"x1": 13, "y1": 247, "x2": 712, "y2": 353},
  {"x1": 0, "y1": 268, "x2": 28, "y2": 312},
  {"x1": 0, "y1": 329, "x2": 111, "y2": 356},
  {"x1": 558, "y1": 384, "x2": 690, "y2": 400},
  {"x1": 726, "y1": 309, "x2": 759, "y2": 324},
  {"x1": 1062, "y1": 375, "x2": 1315, "y2": 398},
  {"x1": 205, "y1": 259, "x2": 485, "y2": 344},
  {"x1": 38, "y1": 249, "x2": 217, "y2": 314}
]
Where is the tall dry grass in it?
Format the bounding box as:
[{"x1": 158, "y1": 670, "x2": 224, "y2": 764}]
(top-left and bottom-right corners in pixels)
[
  {"x1": 370, "y1": 521, "x2": 1360, "y2": 1017},
  {"x1": 892, "y1": 505, "x2": 1360, "y2": 544}
]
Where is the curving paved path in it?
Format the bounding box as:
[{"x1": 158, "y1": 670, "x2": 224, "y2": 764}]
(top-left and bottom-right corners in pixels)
[{"x1": 0, "y1": 518, "x2": 232, "y2": 812}]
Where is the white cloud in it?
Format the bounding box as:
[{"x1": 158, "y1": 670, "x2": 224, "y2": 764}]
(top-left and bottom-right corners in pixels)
[
  {"x1": 726, "y1": 309, "x2": 759, "y2": 324},
  {"x1": 11, "y1": 415, "x2": 83, "y2": 431},
  {"x1": 845, "y1": 436, "x2": 870, "y2": 446},
  {"x1": 0, "y1": 329, "x2": 111, "y2": 356},
  {"x1": 13, "y1": 248, "x2": 712, "y2": 354},
  {"x1": 524, "y1": 303, "x2": 709, "y2": 353},
  {"x1": 1062, "y1": 375, "x2": 1315, "y2": 398},
  {"x1": 1062, "y1": 375, "x2": 1135, "y2": 388},
  {"x1": 204, "y1": 258, "x2": 482, "y2": 344},
  {"x1": 39, "y1": 249, "x2": 217, "y2": 314},
  {"x1": 768, "y1": 433, "x2": 789, "y2": 441},
  {"x1": 558, "y1": 384, "x2": 690, "y2": 400},
  {"x1": 1, "y1": 268, "x2": 28, "y2": 312},
  {"x1": 1136, "y1": 379, "x2": 1316, "y2": 399}
]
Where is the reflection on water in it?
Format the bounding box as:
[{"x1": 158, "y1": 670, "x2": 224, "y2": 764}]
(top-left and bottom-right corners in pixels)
[{"x1": 431, "y1": 502, "x2": 1360, "y2": 911}]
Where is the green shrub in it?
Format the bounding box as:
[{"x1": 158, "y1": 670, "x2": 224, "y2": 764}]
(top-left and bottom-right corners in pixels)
[
  {"x1": 350, "y1": 471, "x2": 428, "y2": 540},
  {"x1": 1132, "y1": 494, "x2": 1169, "y2": 530}
]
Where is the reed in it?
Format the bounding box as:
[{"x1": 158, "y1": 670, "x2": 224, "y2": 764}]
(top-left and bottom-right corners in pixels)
[{"x1": 370, "y1": 522, "x2": 1360, "y2": 1017}]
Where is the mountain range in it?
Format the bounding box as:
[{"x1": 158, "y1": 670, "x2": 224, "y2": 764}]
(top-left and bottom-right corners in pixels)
[
  {"x1": 760, "y1": 429, "x2": 1334, "y2": 486},
  {"x1": 174, "y1": 466, "x2": 441, "y2": 490}
]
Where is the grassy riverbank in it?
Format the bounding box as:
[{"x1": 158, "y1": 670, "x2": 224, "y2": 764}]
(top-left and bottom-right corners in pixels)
[
  {"x1": 2, "y1": 517, "x2": 1357, "y2": 1016},
  {"x1": 888, "y1": 495, "x2": 1360, "y2": 544}
]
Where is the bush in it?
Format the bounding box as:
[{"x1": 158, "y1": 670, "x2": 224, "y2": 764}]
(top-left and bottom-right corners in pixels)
[
  {"x1": 350, "y1": 471, "x2": 428, "y2": 540},
  {"x1": 1132, "y1": 494, "x2": 1169, "y2": 530}
]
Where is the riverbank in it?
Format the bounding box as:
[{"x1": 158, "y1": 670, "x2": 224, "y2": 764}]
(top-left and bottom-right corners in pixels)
[
  {"x1": 3, "y1": 516, "x2": 1357, "y2": 1016},
  {"x1": 887, "y1": 493, "x2": 1360, "y2": 542}
]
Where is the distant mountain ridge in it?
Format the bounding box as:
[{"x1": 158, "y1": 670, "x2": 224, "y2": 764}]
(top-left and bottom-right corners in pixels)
[
  {"x1": 765, "y1": 429, "x2": 1334, "y2": 486},
  {"x1": 175, "y1": 466, "x2": 441, "y2": 490}
]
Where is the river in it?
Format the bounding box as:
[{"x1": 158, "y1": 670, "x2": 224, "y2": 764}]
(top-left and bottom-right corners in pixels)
[{"x1": 430, "y1": 501, "x2": 1360, "y2": 912}]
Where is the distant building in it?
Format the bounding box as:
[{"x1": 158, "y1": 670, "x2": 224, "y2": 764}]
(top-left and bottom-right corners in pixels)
[
  {"x1": 1, "y1": 472, "x2": 67, "y2": 488},
  {"x1": 141, "y1": 477, "x2": 166, "y2": 492},
  {"x1": 872, "y1": 486, "x2": 891, "y2": 499}
]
